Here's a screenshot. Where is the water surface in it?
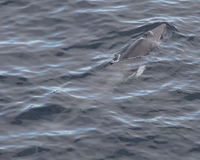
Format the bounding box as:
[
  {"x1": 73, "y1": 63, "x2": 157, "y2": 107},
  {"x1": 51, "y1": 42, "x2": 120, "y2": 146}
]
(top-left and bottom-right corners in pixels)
[{"x1": 0, "y1": 0, "x2": 200, "y2": 159}]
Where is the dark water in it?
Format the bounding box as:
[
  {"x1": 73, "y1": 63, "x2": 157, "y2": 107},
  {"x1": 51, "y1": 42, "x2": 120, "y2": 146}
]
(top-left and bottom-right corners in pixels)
[{"x1": 0, "y1": 0, "x2": 200, "y2": 159}]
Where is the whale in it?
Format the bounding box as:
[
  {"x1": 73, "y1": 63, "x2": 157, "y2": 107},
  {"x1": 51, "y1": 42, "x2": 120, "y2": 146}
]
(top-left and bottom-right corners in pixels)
[
  {"x1": 111, "y1": 23, "x2": 166, "y2": 63},
  {"x1": 62, "y1": 23, "x2": 167, "y2": 80}
]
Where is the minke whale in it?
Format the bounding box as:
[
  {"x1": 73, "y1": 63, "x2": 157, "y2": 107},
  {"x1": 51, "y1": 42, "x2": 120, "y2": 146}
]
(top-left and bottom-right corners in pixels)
[
  {"x1": 63, "y1": 24, "x2": 166, "y2": 80},
  {"x1": 111, "y1": 23, "x2": 166, "y2": 63}
]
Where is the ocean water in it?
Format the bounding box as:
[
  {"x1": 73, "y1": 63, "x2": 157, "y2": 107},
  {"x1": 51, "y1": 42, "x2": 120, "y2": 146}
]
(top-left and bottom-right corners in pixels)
[{"x1": 0, "y1": 0, "x2": 200, "y2": 159}]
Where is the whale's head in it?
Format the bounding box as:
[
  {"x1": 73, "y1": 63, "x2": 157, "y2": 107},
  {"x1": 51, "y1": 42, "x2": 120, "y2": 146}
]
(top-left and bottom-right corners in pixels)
[
  {"x1": 115, "y1": 23, "x2": 167, "y2": 61},
  {"x1": 142, "y1": 24, "x2": 166, "y2": 42}
]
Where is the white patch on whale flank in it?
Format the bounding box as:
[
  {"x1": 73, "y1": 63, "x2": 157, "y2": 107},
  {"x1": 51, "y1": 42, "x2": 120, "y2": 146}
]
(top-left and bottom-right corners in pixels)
[{"x1": 136, "y1": 65, "x2": 146, "y2": 77}]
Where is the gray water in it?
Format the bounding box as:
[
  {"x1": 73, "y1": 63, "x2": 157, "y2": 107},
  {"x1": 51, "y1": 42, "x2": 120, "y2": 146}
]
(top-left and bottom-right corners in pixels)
[{"x1": 0, "y1": 0, "x2": 200, "y2": 159}]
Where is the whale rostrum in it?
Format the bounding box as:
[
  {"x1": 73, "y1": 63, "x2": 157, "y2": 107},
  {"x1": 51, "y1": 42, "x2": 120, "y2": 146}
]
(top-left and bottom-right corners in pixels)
[{"x1": 111, "y1": 23, "x2": 166, "y2": 63}]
